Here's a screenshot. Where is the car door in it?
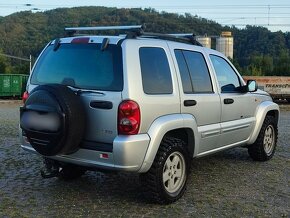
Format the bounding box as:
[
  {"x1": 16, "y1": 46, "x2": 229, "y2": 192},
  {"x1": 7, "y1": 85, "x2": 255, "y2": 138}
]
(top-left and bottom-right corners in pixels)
[
  {"x1": 170, "y1": 46, "x2": 221, "y2": 154},
  {"x1": 209, "y1": 54, "x2": 257, "y2": 146}
]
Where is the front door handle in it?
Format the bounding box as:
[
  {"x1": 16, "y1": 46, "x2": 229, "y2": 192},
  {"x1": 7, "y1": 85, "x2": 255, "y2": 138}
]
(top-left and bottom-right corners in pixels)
[
  {"x1": 224, "y1": 98, "x2": 234, "y2": 104},
  {"x1": 184, "y1": 100, "x2": 197, "y2": 107}
]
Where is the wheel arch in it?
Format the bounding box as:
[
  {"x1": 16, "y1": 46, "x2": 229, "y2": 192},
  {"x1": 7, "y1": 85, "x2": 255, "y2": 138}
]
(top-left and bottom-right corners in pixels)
[
  {"x1": 266, "y1": 109, "x2": 279, "y2": 125},
  {"x1": 166, "y1": 128, "x2": 194, "y2": 153},
  {"x1": 248, "y1": 101, "x2": 279, "y2": 144},
  {"x1": 138, "y1": 114, "x2": 198, "y2": 173}
]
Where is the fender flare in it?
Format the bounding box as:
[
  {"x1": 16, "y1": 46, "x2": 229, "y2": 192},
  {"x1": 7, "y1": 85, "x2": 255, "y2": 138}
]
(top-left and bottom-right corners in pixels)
[
  {"x1": 138, "y1": 114, "x2": 198, "y2": 173},
  {"x1": 248, "y1": 101, "x2": 279, "y2": 144}
]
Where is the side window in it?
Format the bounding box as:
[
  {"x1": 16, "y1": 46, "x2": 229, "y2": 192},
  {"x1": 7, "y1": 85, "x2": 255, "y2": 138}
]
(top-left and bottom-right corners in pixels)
[
  {"x1": 175, "y1": 49, "x2": 213, "y2": 93},
  {"x1": 139, "y1": 47, "x2": 173, "y2": 94},
  {"x1": 210, "y1": 55, "x2": 241, "y2": 93},
  {"x1": 174, "y1": 50, "x2": 192, "y2": 93}
]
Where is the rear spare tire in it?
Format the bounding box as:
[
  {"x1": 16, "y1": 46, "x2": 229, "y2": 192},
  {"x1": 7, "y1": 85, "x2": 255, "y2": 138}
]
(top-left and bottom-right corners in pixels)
[{"x1": 20, "y1": 84, "x2": 85, "y2": 156}]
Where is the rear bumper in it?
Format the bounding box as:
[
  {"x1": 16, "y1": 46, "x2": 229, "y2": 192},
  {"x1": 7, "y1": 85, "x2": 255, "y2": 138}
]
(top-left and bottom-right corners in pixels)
[{"x1": 20, "y1": 133, "x2": 150, "y2": 172}]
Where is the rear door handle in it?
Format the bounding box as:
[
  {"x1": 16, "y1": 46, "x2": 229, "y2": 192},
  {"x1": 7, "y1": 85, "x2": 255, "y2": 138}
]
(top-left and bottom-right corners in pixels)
[
  {"x1": 184, "y1": 100, "x2": 197, "y2": 107},
  {"x1": 224, "y1": 98, "x2": 234, "y2": 104},
  {"x1": 90, "y1": 101, "x2": 113, "y2": 109}
]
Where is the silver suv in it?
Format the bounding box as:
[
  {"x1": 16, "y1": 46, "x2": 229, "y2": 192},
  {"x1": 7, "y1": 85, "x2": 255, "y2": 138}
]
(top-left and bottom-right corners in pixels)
[{"x1": 20, "y1": 25, "x2": 279, "y2": 203}]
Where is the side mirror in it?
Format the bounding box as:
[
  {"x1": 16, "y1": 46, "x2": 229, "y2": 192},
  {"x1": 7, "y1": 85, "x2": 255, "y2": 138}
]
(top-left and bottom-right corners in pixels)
[{"x1": 247, "y1": 80, "x2": 257, "y2": 92}]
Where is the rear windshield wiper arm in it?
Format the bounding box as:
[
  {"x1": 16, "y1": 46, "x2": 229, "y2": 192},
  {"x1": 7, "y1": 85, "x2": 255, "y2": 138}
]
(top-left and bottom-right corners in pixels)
[
  {"x1": 66, "y1": 85, "x2": 105, "y2": 95},
  {"x1": 75, "y1": 89, "x2": 105, "y2": 96}
]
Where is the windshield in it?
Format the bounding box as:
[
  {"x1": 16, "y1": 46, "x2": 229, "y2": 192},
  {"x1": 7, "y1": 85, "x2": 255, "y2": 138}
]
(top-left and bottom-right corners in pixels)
[{"x1": 31, "y1": 43, "x2": 123, "y2": 91}]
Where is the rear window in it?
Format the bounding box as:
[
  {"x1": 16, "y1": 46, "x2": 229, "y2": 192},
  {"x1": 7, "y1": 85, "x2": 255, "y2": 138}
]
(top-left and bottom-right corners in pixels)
[{"x1": 31, "y1": 43, "x2": 123, "y2": 91}]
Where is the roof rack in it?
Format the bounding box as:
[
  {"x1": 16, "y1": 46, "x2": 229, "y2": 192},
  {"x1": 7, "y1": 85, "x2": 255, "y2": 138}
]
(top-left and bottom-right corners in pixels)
[
  {"x1": 65, "y1": 25, "x2": 144, "y2": 32},
  {"x1": 64, "y1": 24, "x2": 202, "y2": 46},
  {"x1": 65, "y1": 25, "x2": 144, "y2": 37},
  {"x1": 136, "y1": 32, "x2": 202, "y2": 46}
]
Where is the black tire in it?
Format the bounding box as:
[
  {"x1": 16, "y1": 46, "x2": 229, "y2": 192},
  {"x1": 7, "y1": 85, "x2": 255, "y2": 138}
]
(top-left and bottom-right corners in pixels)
[
  {"x1": 58, "y1": 164, "x2": 86, "y2": 180},
  {"x1": 20, "y1": 84, "x2": 85, "y2": 156},
  {"x1": 140, "y1": 136, "x2": 189, "y2": 204},
  {"x1": 248, "y1": 116, "x2": 278, "y2": 161}
]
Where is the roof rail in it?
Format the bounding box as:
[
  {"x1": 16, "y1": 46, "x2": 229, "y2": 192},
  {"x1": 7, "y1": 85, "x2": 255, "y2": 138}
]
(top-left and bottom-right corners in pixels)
[
  {"x1": 64, "y1": 24, "x2": 202, "y2": 46},
  {"x1": 135, "y1": 32, "x2": 202, "y2": 46}
]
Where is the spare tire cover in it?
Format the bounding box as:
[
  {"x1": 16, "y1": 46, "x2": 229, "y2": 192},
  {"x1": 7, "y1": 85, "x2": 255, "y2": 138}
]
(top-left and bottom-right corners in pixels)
[{"x1": 20, "y1": 84, "x2": 85, "y2": 156}]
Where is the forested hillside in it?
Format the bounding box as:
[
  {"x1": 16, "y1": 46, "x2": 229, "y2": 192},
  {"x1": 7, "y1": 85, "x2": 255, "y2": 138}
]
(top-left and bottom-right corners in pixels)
[{"x1": 0, "y1": 6, "x2": 289, "y2": 75}]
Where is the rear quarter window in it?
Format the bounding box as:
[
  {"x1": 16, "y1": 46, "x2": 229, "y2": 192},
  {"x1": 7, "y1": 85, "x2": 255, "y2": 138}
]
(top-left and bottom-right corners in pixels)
[{"x1": 139, "y1": 47, "x2": 173, "y2": 95}]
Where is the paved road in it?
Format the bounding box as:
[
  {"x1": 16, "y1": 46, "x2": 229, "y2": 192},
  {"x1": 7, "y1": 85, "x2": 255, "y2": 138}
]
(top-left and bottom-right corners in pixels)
[{"x1": 0, "y1": 101, "x2": 289, "y2": 217}]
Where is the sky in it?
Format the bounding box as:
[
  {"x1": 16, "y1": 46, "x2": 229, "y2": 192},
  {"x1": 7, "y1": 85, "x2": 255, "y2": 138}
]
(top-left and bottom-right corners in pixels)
[{"x1": 0, "y1": 0, "x2": 289, "y2": 32}]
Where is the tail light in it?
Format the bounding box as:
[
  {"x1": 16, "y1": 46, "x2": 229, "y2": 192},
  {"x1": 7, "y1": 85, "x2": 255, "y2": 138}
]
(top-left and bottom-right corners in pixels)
[
  {"x1": 22, "y1": 91, "x2": 29, "y2": 103},
  {"x1": 118, "y1": 100, "x2": 140, "y2": 135}
]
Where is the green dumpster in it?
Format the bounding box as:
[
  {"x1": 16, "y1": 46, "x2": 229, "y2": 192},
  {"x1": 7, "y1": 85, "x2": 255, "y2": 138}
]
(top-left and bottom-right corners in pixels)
[{"x1": 0, "y1": 74, "x2": 29, "y2": 97}]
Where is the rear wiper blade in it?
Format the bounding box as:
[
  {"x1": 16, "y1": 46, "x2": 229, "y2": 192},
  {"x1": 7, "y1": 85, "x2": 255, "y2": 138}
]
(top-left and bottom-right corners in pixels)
[
  {"x1": 66, "y1": 85, "x2": 105, "y2": 95},
  {"x1": 75, "y1": 89, "x2": 105, "y2": 96}
]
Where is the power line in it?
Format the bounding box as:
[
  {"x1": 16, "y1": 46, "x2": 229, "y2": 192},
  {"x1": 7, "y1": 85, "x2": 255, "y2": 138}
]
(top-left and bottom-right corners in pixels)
[
  {"x1": 0, "y1": 53, "x2": 30, "y2": 62},
  {"x1": 1, "y1": 3, "x2": 290, "y2": 7},
  {"x1": 0, "y1": 4, "x2": 289, "y2": 30},
  {"x1": 0, "y1": 53, "x2": 32, "y2": 72},
  {"x1": 1, "y1": 4, "x2": 290, "y2": 9},
  {"x1": 214, "y1": 16, "x2": 290, "y2": 19},
  {"x1": 229, "y1": 23, "x2": 290, "y2": 27}
]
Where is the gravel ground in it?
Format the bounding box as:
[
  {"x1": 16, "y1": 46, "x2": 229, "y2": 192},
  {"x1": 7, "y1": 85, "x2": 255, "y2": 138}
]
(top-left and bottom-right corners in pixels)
[{"x1": 0, "y1": 101, "x2": 289, "y2": 217}]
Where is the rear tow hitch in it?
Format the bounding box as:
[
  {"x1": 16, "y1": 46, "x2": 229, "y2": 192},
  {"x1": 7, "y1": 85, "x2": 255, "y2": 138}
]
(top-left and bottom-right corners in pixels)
[{"x1": 40, "y1": 158, "x2": 60, "y2": 178}]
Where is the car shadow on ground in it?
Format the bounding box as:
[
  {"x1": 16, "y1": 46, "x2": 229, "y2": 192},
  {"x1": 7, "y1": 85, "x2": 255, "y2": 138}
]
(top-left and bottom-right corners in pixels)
[{"x1": 39, "y1": 147, "x2": 254, "y2": 204}]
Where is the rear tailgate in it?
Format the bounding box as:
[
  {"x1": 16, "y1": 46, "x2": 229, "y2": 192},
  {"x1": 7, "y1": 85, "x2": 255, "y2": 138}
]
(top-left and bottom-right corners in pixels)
[
  {"x1": 29, "y1": 36, "x2": 124, "y2": 146},
  {"x1": 79, "y1": 91, "x2": 122, "y2": 144}
]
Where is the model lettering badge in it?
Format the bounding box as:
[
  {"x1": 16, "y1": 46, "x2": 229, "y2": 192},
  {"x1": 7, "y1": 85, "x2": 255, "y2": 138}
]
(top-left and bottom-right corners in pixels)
[{"x1": 96, "y1": 129, "x2": 113, "y2": 135}]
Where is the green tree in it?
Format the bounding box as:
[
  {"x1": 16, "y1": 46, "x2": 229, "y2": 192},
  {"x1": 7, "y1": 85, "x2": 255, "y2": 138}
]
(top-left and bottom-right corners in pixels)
[
  {"x1": 0, "y1": 54, "x2": 8, "y2": 74},
  {"x1": 229, "y1": 57, "x2": 243, "y2": 74},
  {"x1": 248, "y1": 55, "x2": 263, "y2": 76},
  {"x1": 273, "y1": 50, "x2": 290, "y2": 76},
  {"x1": 262, "y1": 55, "x2": 274, "y2": 76}
]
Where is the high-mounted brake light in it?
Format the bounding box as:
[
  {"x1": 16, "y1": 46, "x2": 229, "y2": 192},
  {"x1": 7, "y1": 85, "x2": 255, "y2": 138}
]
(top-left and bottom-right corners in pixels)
[
  {"x1": 22, "y1": 91, "x2": 29, "y2": 103},
  {"x1": 118, "y1": 100, "x2": 140, "y2": 135},
  {"x1": 71, "y1": 37, "x2": 90, "y2": 44}
]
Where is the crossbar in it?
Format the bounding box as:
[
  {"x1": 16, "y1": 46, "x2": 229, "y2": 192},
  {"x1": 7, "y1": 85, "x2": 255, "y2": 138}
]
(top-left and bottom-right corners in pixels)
[{"x1": 65, "y1": 25, "x2": 143, "y2": 32}]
